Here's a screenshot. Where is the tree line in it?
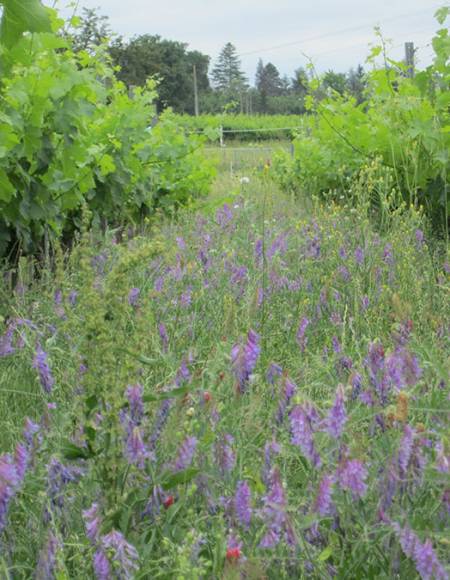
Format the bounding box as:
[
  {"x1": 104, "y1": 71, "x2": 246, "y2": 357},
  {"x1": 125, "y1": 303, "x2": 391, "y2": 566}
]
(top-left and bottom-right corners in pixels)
[{"x1": 71, "y1": 8, "x2": 367, "y2": 115}]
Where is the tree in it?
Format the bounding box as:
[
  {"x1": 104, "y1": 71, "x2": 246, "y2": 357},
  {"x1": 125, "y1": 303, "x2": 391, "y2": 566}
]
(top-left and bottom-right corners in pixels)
[
  {"x1": 70, "y1": 7, "x2": 112, "y2": 53},
  {"x1": 291, "y1": 67, "x2": 309, "y2": 96},
  {"x1": 211, "y1": 42, "x2": 248, "y2": 94},
  {"x1": 322, "y1": 70, "x2": 347, "y2": 96},
  {"x1": 255, "y1": 60, "x2": 283, "y2": 112},
  {"x1": 347, "y1": 65, "x2": 366, "y2": 104},
  {"x1": 110, "y1": 35, "x2": 210, "y2": 113}
]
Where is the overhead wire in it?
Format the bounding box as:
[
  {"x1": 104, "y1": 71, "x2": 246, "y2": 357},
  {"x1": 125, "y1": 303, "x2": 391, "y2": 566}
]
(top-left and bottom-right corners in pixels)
[{"x1": 237, "y1": 4, "x2": 444, "y2": 58}]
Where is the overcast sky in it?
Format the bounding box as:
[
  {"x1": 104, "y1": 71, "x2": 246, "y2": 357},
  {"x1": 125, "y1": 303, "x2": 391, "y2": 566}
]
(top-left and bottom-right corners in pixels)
[{"x1": 54, "y1": 0, "x2": 445, "y2": 81}]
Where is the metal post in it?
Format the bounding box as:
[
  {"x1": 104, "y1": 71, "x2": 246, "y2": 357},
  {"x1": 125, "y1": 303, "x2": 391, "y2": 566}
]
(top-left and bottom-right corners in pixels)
[
  {"x1": 405, "y1": 42, "x2": 415, "y2": 78},
  {"x1": 193, "y1": 64, "x2": 199, "y2": 116}
]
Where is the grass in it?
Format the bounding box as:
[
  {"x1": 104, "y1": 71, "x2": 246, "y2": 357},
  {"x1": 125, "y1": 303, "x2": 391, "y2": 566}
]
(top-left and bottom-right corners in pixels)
[{"x1": 0, "y1": 171, "x2": 449, "y2": 578}]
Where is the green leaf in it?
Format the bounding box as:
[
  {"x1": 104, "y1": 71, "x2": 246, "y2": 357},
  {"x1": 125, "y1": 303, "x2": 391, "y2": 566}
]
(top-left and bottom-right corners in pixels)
[
  {"x1": 61, "y1": 440, "x2": 94, "y2": 460},
  {"x1": 435, "y1": 6, "x2": 449, "y2": 25},
  {"x1": 0, "y1": 0, "x2": 52, "y2": 48},
  {"x1": 160, "y1": 468, "x2": 200, "y2": 490},
  {"x1": 0, "y1": 169, "x2": 15, "y2": 202},
  {"x1": 142, "y1": 385, "x2": 192, "y2": 404},
  {"x1": 318, "y1": 546, "x2": 334, "y2": 562}
]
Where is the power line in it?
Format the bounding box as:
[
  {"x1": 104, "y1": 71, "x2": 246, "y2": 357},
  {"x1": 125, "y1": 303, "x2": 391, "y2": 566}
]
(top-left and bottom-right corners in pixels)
[{"x1": 238, "y1": 5, "x2": 443, "y2": 58}]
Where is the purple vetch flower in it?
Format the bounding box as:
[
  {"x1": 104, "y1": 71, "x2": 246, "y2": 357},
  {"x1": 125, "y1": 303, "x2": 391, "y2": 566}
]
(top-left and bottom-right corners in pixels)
[
  {"x1": 0, "y1": 322, "x2": 16, "y2": 357},
  {"x1": 354, "y1": 246, "x2": 364, "y2": 265},
  {"x1": 332, "y1": 336, "x2": 341, "y2": 354},
  {"x1": 216, "y1": 204, "x2": 233, "y2": 227},
  {"x1": 289, "y1": 405, "x2": 321, "y2": 467},
  {"x1": 415, "y1": 229, "x2": 425, "y2": 247},
  {"x1": 128, "y1": 287, "x2": 140, "y2": 307},
  {"x1": 392, "y1": 523, "x2": 448, "y2": 580},
  {"x1": 339, "y1": 246, "x2": 347, "y2": 260},
  {"x1": 361, "y1": 295, "x2": 370, "y2": 311},
  {"x1": 338, "y1": 265, "x2": 351, "y2": 282},
  {"x1": 255, "y1": 238, "x2": 264, "y2": 263},
  {"x1": 259, "y1": 468, "x2": 294, "y2": 548},
  {"x1": 323, "y1": 385, "x2": 347, "y2": 439},
  {"x1": 398, "y1": 425, "x2": 415, "y2": 477},
  {"x1": 337, "y1": 459, "x2": 368, "y2": 499},
  {"x1": 93, "y1": 549, "x2": 111, "y2": 580},
  {"x1": 235, "y1": 480, "x2": 252, "y2": 529},
  {"x1": 262, "y1": 440, "x2": 281, "y2": 485},
  {"x1": 154, "y1": 276, "x2": 164, "y2": 293},
  {"x1": 175, "y1": 356, "x2": 191, "y2": 386},
  {"x1": 386, "y1": 348, "x2": 422, "y2": 390},
  {"x1": 149, "y1": 399, "x2": 173, "y2": 452},
  {"x1": 143, "y1": 485, "x2": 166, "y2": 521},
  {"x1": 366, "y1": 342, "x2": 390, "y2": 404},
  {"x1": 125, "y1": 384, "x2": 144, "y2": 426},
  {"x1": 435, "y1": 442, "x2": 450, "y2": 474},
  {"x1": 46, "y1": 457, "x2": 83, "y2": 513},
  {"x1": 83, "y1": 502, "x2": 101, "y2": 545},
  {"x1": 215, "y1": 434, "x2": 236, "y2": 475},
  {"x1": 314, "y1": 474, "x2": 335, "y2": 516},
  {"x1": 180, "y1": 287, "x2": 192, "y2": 308},
  {"x1": 101, "y1": 530, "x2": 139, "y2": 579},
  {"x1": 174, "y1": 436, "x2": 197, "y2": 472},
  {"x1": 383, "y1": 243, "x2": 394, "y2": 266},
  {"x1": 350, "y1": 373, "x2": 363, "y2": 400},
  {"x1": 126, "y1": 426, "x2": 149, "y2": 468},
  {"x1": 275, "y1": 377, "x2": 296, "y2": 425},
  {"x1": 176, "y1": 236, "x2": 187, "y2": 251},
  {"x1": 231, "y1": 329, "x2": 260, "y2": 394},
  {"x1": 267, "y1": 232, "x2": 288, "y2": 260},
  {"x1": 68, "y1": 290, "x2": 78, "y2": 306},
  {"x1": 266, "y1": 363, "x2": 283, "y2": 385},
  {"x1": 14, "y1": 443, "x2": 29, "y2": 481},
  {"x1": 35, "y1": 532, "x2": 60, "y2": 580},
  {"x1": 158, "y1": 323, "x2": 169, "y2": 352},
  {"x1": 23, "y1": 417, "x2": 40, "y2": 447},
  {"x1": 306, "y1": 235, "x2": 321, "y2": 259},
  {"x1": 296, "y1": 317, "x2": 310, "y2": 352},
  {"x1": 33, "y1": 344, "x2": 55, "y2": 394}
]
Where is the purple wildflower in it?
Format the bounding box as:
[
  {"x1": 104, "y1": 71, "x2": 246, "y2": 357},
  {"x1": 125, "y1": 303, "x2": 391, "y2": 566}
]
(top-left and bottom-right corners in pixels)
[
  {"x1": 47, "y1": 457, "x2": 83, "y2": 513},
  {"x1": 354, "y1": 246, "x2": 364, "y2": 265},
  {"x1": 174, "y1": 436, "x2": 197, "y2": 472},
  {"x1": 275, "y1": 377, "x2": 296, "y2": 425},
  {"x1": 314, "y1": 474, "x2": 335, "y2": 516},
  {"x1": 125, "y1": 384, "x2": 144, "y2": 426},
  {"x1": 235, "y1": 480, "x2": 252, "y2": 529},
  {"x1": 289, "y1": 405, "x2": 321, "y2": 467},
  {"x1": 33, "y1": 344, "x2": 55, "y2": 394},
  {"x1": 296, "y1": 317, "x2": 310, "y2": 352},
  {"x1": 158, "y1": 323, "x2": 169, "y2": 352},
  {"x1": 149, "y1": 399, "x2": 173, "y2": 452},
  {"x1": 93, "y1": 549, "x2": 111, "y2": 580},
  {"x1": 338, "y1": 265, "x2": 351, "y2": 282},
  {"x1": 386, "y1": 348, "x2": 422, "y2": 390},
  {"x1": 398, "y1": 425, "x2": 415, "y2": 477},
  {"x1": 266, "y1": 363, "x2": 283, "y2": 385},
  {"x1": 324, "y1": 385, "x2": 347, "y2": 439},
  {"x1": 0, "y1": 322, "x2": 16, "y2": 357},
  {"x1": 415, "y1": 229, "x2": 425, "y2": 247},
  {"x1": 101, "y1": 530, "x2": 139, "y2": 579},
  {"x1": 83, "y1": 502, "x2": 101, "y2": 545},
  {"x1": 337, "y1": 459, "x2": 368, "y2": 499},
  {"x1": 259, "y1": 468, "x2": 291, "y2": 548},
  {"x1": 176, "y1": 236, "x2": 187, "y2": 250},
  {"x1": 68, "y1": 290, "x2": 78, "y2": 306},
  {"x1": 332, "y1": 336, "x2": 341, "y2": 354},
  {"x1": 393, "y1": 523, "x2": 448, "y2": 580},
  {"x1": 126, "y1": 426, "x2": 149, "y2": 468},
  {"x1": 255, "y1": 238, "x2": 263, "y2": 263},
  {"x1": 216, "y1": 434, "x2": 236, "y2": 475},
  {"x1": 35, "y1": 532, "x2": 60, "y2": 580},
  {"x1": 231, "y1": 329, "x2": 260, "y2": 394},
  {"x1": 361, "y1": 295, "x2": 369, "y2": 311},
  {"x1": 262, "y1": 440, "x2": 281, "y2": 485},
  {"x1": 128, "y1": 287, "x2": 140, "y2": 307}
]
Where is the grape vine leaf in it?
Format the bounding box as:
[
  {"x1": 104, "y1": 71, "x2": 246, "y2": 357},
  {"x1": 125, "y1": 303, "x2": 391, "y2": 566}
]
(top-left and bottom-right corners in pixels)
[{"x1": 0, "y1": 0, "x2": 52, "y2": 48}]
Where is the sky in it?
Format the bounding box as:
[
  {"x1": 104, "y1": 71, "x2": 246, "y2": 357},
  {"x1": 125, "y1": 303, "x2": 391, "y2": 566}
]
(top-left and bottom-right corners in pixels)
[{"x1": 54, "y1": 0, "x2": 445, "y2": 82}]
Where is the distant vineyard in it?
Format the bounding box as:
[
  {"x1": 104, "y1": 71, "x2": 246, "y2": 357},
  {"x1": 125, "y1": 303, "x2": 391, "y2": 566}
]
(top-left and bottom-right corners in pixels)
[{"x1": 173, "y1": 114, "x2": 305, "y2": 142}]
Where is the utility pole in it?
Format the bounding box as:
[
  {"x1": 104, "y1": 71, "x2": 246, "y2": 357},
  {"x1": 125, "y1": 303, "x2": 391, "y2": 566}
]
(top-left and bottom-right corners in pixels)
[
  {"x1": 193, "y1": 64, "x2": 199, "y2": 116},
  {"x1": 405, "y1": 42, "x2": 415, "y2": 78}
]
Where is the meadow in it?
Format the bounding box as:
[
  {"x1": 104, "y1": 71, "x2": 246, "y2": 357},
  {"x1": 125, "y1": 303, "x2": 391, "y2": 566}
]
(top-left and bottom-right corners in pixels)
[{"x1": 1, "y1": 171, "x2": 449, "y2": 578}]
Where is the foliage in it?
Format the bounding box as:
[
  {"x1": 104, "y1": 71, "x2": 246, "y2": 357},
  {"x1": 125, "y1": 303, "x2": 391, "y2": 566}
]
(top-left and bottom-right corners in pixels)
[
  {"x1": 68, "y1": 7, "x2": 112, "y2": 53},
  {"x1": 211, "y1": 42, "x2": 248, "y2": 96},
  {"x1": 173, "y1": 113, "x2": 305, "y2": 142},
  {"x1": 0, "y1": 176, "x2": 449, "y2": 578},
  {"x1": 272, "y1": 12, "x2": 450, "y2": 234},
  {"x1": 0, "y1": 16, "x2": 215, "y2": 260},
  {"x1": 110, "y1": 34, "x2": 210, "y2": 114}
]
